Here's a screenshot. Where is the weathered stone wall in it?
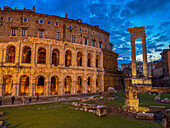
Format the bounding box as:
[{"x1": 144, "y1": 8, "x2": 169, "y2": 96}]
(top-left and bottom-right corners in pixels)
[{"x1": 0, "y1": 37, "x2": 104, "y2": 97}]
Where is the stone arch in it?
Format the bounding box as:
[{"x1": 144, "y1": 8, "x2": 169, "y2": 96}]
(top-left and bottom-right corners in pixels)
[
  {"x1": 96, "y1": 54, "x2": 100, "y2": 68},
  {"x1": 87, "y1": 76, "x2": 92, "y2": 93},
  {"x1": 77, "y1": 76, "x2": 82, "y2": 93},
  {"x1": 6, "y1": 45, "x2": 15, "y2": 63},
  {"x1": 36, "y1": 76, "x2": 45, "y2": 95},
  {"x1": 22, "y1": 46, "x2": 31, "y2": 63},
  {"x1": 3, "y1": 75, "x2": 13, "y2": 96},
  {"x1": 77, "y1": 51, "x2": 83, "y2": 66},
  {"x1": 52, "y1": 49, "x2": 59, "y2": 66},
  {"x1": 64, "y1": 76, "x2": 72, "y2": 94},
  {"x1": 37, "y1": 47, "x2": 46, "y2": 64},
  {"x1": 87, "y1": 53, "x2": 92, "y2": 67},
  {"x1": 51, "y1": 76, "x2": 58, "y2": 95},
  {"x1": 65, "y1": 50, "x2": 72, "y2": 67},
  {"x1": 20, "y1": 75, "x2": 29, "y2": 95}
]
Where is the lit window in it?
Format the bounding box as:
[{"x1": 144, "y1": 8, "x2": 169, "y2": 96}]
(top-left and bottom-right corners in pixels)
[
  {"x1": 39, "y1": 31, "x2": 43, "y2": 38},
  {"x1": 0, "y1": 17, "x2": 4, "y2": 21},
  {"x1": 24, "y1": 18, "x2": 28, "y2": 22},
  {"x1": 56, "y1": 32, "x2": 60, "y2": 41},
  {"x1": 85, "y1": 29, "x2": 87, "y2": 32},
  {"x1": 40, "y1": 20, "x2": 43, "y2": 24},
  {"x1": 47, "y1": 21, "x2": 51, "y2": 25},
  {"x1": 92, "y1": 40, "x2": 95, "y2": 47},
  {"x1": 85, "y1": 39, "x2": 87, "y2": 45},
  {"x1": 22, "y1": 29, "x2": 26, "y2": 37},
  {"x1": 55, "y1": 22, "x2": 59, "y2": 26},
  {"x1": 12, "y1": 29, "x2": 16, "y2": 36},
  {"x1": 69, "y1": 26, "x2": 72, "y2": 30},
  {"x1": 99, "y1": 42, "x2": 102, "y2": 48},
  {"x1": 92, "y1": 32, "x2": 94, "y2": 35},
  {"x1": 71, "y1": 35, "x2": 75, "y2": 43},
  {"x1": 8, "y1": 17, "x2": 11, "y2": 21},
  {"x1": 79, "y1": 28, "x2": 81, "y2": 31}
]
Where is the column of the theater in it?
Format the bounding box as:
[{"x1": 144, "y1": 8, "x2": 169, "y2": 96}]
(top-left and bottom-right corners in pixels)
[
  {"x1": 131, "y1": 37, "x2": 137, "y2": 78},
  {"x1": 72, "y1": 49, "x2": 76, "y2": 67},
  {"x1": 83, "y1": 49, "x2": 87, "y2": 67},
  {"x1": 15, "y1": 42, "x2": 21, "y2": 65},
  {"x1": 31, "y1": 43, "x2": 36, "y2": 67},
  {"x1": 58, "y1": 74, "x2": 64, "y2": 95},
  {"x1": 45, "y1": 76, "x2": 50, "y2": 96},
  {"x1": 0, "y1": 46, "x2": 3, "y2": 66},
  {"x1": 71, "y1": 74, "x2": 76, "y2": 95},
  {"x1": 93, "y1": 51, "x2": 96, "y2": 68},
  {"x1": 142, "y1": 36, "x2": 148, "y2": 77},
  {"x1": 83, "y1": 76, "x2": 87, "y2": 94},
  {"x1": 13, "y1": 74, "x2": 19, "y2": 96},
  {"x1": 0, "y1": 73, "x2": 3, "y2": 97},
  {"x1": 92, "y1": 73, "x2": 96, "y2": 93},
  {"x1": 47, "y1": 45, "x2": 51, "y2": 68}
]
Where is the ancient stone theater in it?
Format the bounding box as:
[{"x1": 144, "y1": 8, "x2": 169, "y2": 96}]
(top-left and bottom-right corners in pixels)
[{"x1": 0, "y1": 6, "x2": 121, "y2": 97}]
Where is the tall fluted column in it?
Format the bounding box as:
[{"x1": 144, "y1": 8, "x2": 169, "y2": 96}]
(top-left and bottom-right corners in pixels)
[
  {"x1": 142, "y1": 37, "x2": 148, "y2": 77},
  {"x1": 131, "y1": 37, "x2": 137, "y2": 78}
]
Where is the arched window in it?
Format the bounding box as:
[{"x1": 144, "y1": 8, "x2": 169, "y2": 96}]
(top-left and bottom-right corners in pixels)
[
  {"x1": 4, "y1": 75, "x2": 13, "y2": 95},
  {"x1": 36, "y1": 76, "x2": 45, "y2": 95},
  {"x1": 37, "y1": 47, "x2": 46, "y2": 64},
  {"x1": 96, "y1": 55, "x2": 100, "y2": 68},
  {"x1": 77, "y1": 52, "x2": 83, "y2": 66},
  {"x1": 87, "y1": 53, "x2": 92, "y2": 67},
  {"x1": 77, "y1": 76, "x2": 82, "y2": 93},
  {"x1": 22, "y1": 46, "x2": 31, "y2": 63},
  {"x1": 87, "y1": 76, "x2": 92, "y2": 93},
  {"x1": 20, "y1": 75, "x2": 29, "y2": 95},
  {"x1": 65, "y1": 50, "x2": 72, "y2": 67},
  {"x1": 52, "y1": 49, "x2": 59, "y2": 66},
  {"x1": 7, "y1": 45, "x2": 15, "y2": 63},
  {"x1": 64, "y1": 76, "x2": 71, "y2": 94},
  {"x1": 51, "y1": 76, "x2": 58, "y2": 95}
]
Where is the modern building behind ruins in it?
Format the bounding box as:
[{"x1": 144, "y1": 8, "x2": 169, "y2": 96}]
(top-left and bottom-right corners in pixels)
[{"x1": 0, "y1": 6, "x2": 121, "y2": 97}]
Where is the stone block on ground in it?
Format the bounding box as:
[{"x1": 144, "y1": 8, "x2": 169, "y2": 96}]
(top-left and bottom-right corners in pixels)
[
  {"x1": 84, "y1": 107, "x2": 88, "y2": 112},
  {"x1": 72, "y1": 102, "x2": 79, "y2": 107},
  {"x1": 89, "y1": 96, "x2": 94, "y2": 100},
  {"x1": 80, "y1": 108, "x2": 84, "y2": 111},
  {"x1": 96, "y1": 105, "x2": 107, "y2": 117},
  {"x1": 136, "y1": 112, "x2": 154, "y2": 120},
  {"x1": 154, "y1": 96, "x2": 160, "y2": 101},
  {"x1": 161, "y1": 98, "x2": 170, "y2": 104},
  {"x1": 108, "y1": 87, "x2": 117, "y2": 93},
  {"x1": 75, "y1": 107, "x2": 79, "y2": 110},
  {"x1": 88, "y1": 110, "x2": 96, "y2": 114}
]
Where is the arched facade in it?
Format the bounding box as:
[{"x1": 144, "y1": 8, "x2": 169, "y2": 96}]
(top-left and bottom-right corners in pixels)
[
  {"x1": 36, "y1": 76, "x2": 45, "y2": 95},
  {"x1": 4, "y1": 75, "x2": 13, "y2": 95},
  {"x1": 6, "y1": 45, "x2": 15, "y2": 63},
  {"x1": 77, "y1": 76, "x2": 82, "y2": 93},
  {"x1": 51, "y1": 76, "x2": 58, "y2": 95},
  {"x1": 64, "y1": 76, "x2": 72, "y2": 94},
  {"x1": 37, "y1": 47, "x2": 46, "y2": 64},
  {"x1": 77, "y1": 52, "x2": 83, "y2": 66},
  {"x1": 20, "y1": 75, "x2": 29, "y2": 95},
  {"x1": 52, "y1": 49, "x2": 59, "y2": 66},
  {"x1": 65, "y1": 50, "x2": 72, "y2": 67},
  {"x1": 22, "y1": 46, "x2": 31, "y2": 63},
  {"x1": 87, "y1": 53, "x2": 92, "y2": 67}
]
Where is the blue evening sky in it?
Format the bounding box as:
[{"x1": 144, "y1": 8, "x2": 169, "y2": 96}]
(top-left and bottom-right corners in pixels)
[{"x1": 0, "y1": 0, "x2": 170, "y2": 67}]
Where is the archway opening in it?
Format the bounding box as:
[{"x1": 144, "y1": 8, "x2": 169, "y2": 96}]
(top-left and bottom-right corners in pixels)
[
  {"x1": 64, "y1": 76, "x2": 71, "y2": 94},
  {"x1": 87, "y1": 76, "x2": 92, "y2": 93},
  {"x1": 7, "y1": 45, "x2": 15, "y2": 63},
  {"x1": 36, "y1": 76, "x2": 45, "y2": 95},
  {"x1": 4, "y1": 75, "x2": 13, "y2": 95},
  {"x1": 65, "y1": 50, "x2": 72, "y2": 67},
  {"x1": 87, "y1": 53, "x2": 92, "y2": 67},
  {"x1": 77, "y1": 76, "x2": 82, "y2": 93},
  {"x1": 20, "y1": 75, "x2": 29, "y2": 95},
  {"x1": 37, "y1": 47, "x2": 46, "y2": 64},
  {"x1": 52, "y1": 49, "x2": 59, "y2": 66},
  {"x1": 77, "y1": 52, "x2": 83, "y2": 66},
  {"x1": 22, "y1": 46, "x2": 31, "y2": 63},
  {"x1": 51, "y1": 76, "x2": 58, "y2": 95}
]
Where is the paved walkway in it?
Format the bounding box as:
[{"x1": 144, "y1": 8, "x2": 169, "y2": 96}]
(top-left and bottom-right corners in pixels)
[{"x1": 0, "y1": 95, "x2": 97, "y2": 108}]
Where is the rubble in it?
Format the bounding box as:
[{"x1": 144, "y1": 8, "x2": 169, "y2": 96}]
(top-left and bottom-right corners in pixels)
[
  {"x1": 108, "y1": 87, "x2": 117, "y2": 93},
  {"x1": 136, "y1": 112, "x2": 154, "y2": 120},
  {"x1": 161, "y1": 98, "x2": 170, "y2": 104}
]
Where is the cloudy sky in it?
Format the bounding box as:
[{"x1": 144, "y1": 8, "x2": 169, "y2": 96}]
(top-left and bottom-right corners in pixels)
[{"x1": 0, "y1": 0, "x2": 170, "y2": 67}]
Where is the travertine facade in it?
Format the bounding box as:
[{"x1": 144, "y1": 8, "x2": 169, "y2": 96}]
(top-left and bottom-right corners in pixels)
[{"x1": 0, "y1": 6, "x2": 120, "y2": 97}]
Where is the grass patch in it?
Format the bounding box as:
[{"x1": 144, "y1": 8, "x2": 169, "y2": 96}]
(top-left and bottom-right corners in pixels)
[{"x1": 0, "y1": 102, "x2": 162, "y2": 128}]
